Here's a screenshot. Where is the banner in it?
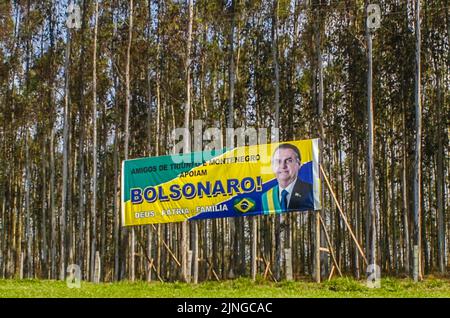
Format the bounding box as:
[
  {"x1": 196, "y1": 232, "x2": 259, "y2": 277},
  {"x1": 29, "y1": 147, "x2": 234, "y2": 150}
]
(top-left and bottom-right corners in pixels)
[{"x1": 122, "y1": 139, "x2": 321, "y2": 226}]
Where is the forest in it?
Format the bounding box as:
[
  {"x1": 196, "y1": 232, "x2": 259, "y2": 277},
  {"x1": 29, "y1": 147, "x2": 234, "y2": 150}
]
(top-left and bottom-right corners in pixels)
[{"x1": 0, "y1": 0, "x2": 448, "y2": 284}]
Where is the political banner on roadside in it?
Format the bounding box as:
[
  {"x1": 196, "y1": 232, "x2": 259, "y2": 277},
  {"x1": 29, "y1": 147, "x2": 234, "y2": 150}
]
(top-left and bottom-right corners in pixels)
[{"x1": 121, "y1": 139, "x2": 321, "y2": 226}]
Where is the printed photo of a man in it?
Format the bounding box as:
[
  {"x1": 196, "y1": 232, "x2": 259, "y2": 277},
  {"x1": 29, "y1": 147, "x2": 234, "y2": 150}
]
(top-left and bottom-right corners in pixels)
[{"x1": 261, "y1": 143, "x2": 313, "y2": 213}]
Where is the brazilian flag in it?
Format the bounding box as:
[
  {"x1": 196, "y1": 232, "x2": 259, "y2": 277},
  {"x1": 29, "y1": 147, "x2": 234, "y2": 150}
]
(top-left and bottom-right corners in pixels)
[{"x1": 233, "y1": 197, "x2": 256, "y2": 213}]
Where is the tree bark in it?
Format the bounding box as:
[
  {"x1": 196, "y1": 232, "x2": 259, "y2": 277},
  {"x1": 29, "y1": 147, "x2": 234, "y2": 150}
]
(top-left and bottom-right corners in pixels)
[
  {"x1": 413, "y1": 0, "x2": 422, "y2": 282},
  {"x1": 365, "y1": 1, "x2": 377, "y2": 270},
  {"x1": 123, "y1": 0, "x2": 135, "y2": 282},
  {"x1": 227, "y1": 0, "x2": 236, "y2": 279},
  {"x1": 25, "y1": 133, "x2": 32, "y2": 278},
  {"x1": 435, "y1": 70, "x2": 445, "y2": 274},
  {"x1": 272, "y1": 0, "x2": 283, "y2": 282},
  {"x1": 90, "y1": 0, "x2": 99, "y2": 282},
  {"x1": 60, "y1": 27, "x2": 71, "y2": 281}
]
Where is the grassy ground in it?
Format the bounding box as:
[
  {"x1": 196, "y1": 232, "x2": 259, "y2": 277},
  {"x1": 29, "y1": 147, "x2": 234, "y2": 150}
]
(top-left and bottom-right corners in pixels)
[{"x1": 1, "y1": 276, "x2": 450, "y2": 298}]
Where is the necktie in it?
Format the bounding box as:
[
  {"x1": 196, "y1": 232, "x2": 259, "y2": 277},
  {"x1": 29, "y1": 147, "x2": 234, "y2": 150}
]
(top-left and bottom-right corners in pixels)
[{"x1": 281, "y1": 189, "x2": 289, "y2": 211}]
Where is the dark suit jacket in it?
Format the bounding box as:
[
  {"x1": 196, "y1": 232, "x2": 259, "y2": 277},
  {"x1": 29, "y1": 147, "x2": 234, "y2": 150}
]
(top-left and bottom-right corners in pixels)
[
  {"x1": 261, "y1": 178, "x2": 314, "y2": 214},
  {"x1": 287, "y1": 178, "x2": 314, "y2": 211}
]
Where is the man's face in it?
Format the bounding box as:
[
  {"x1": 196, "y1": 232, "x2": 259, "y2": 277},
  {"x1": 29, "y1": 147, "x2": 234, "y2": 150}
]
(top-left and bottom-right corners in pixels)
[{"x1": 272, "y1": 148, "x2": 301, "y2": 185}]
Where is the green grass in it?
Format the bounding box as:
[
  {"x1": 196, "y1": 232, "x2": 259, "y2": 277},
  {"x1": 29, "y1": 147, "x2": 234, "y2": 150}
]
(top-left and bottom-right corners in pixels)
[{"x1": 1, "y1": 276, "x2": 450, "y2": 298}]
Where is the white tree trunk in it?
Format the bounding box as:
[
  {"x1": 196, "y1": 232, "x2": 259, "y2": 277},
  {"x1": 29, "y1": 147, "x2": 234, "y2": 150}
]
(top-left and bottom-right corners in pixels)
[
  {"x1": 60, "y1": 29, "x2": 71, "y2": 281},
  {"x1": 413, "y1": 0, "x2": 422, "y2": 282},
  {"x1": 25, "y1": 133, "x2": 32, "y2": 278},
  {"x1": 125, "y1": 0, "x2": 135, "y2": 282},
  {"x1": 182, "y1": 0, "x2": 194, "y2": 283},
  {"x1": 91, "y1": 0, "x2": 99, "y2": 282},
  {"x1": 366, "y1": 1, "x2": 377, "y2": 270},
  {"x1": 50, "y1": 126, "x2": 57, "y2": 279},
  {"x1": 315, "y1": 1, "x2": 324, "y2": 283}
]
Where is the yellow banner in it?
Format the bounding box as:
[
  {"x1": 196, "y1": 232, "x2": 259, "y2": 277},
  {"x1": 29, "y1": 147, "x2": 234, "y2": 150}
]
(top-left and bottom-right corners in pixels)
[{"x1": 122, "y1": 139, "x2": 321, "y2": 226}]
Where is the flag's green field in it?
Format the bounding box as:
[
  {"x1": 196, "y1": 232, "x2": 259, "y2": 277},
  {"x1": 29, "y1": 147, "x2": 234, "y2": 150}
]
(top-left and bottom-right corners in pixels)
[{"x1": 1, "y1": 277, "x2": 450, "y2": 298}]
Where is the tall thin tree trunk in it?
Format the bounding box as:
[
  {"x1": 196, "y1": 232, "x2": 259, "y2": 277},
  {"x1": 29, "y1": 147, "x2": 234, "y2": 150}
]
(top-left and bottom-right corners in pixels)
[
  {"x1": 123, "y1": 0, "x2": 134, "y2": 282},
  {"x1": 413, "y1": 0, "x2": 422, "y2": 282},
  {"x1": 402, "y1": 100, "x2": 410, "y2": 274},
  {"x1": 146, "y1": 0, "x2": 153, "y2": 283},
  {"x1": 111, "y1": 2, "x2": 120, "y2": 282},
  {"x1": 365, "y1": 1, "x2": 376, "y2": 269},
  {"x1": 50, "y1": 126, "x2": 57, "y2": 279},
  {"x1": 60, "y1": 29, "x2": 71, "y2": 281},
  {"x1": 352, "y1": 135, "x2": 360, "y2": 279},
  {"x1": 181, "y1": 0, "x2": 195, "y2": 283},
  {"x1": 185, "y1": 0, "x2": 197, "y2": 284},
  {"x1": 227, "y1": 0, "x2": 236, "y2": 280},
  {"x1": 390, "y1": 125, "x2": 398, "y2": 274},
  {"x1": 113, "y1": 128, "x2": 120, "y2": 281},
  {"x1": 314, "y1": 0, "x2": 325, "y2": 282},
  {"x1": 154, "y1": 0, "x2": 162, "y2": 282},
  {"x1": 25, "y1": 133, "x2": 32, "y2": 278},
  {"x1": 272, "y1": 0, "x2": 282, "y2": 282},
  {"x1": 90, "y1": 0, "x2": 99, "y2": 282},
  {"x1": 24, "y1": 0, "x2": 32, "y2": 279},
  {"x1": 435, "y1": 70, "x2": 445, "y2": 274},
  {"x1": 41, "y1": 136, "x2": 47, "y2": 276}
]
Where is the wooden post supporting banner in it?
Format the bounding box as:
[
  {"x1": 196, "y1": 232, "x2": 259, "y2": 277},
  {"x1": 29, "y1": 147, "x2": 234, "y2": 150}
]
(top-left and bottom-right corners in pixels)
[
  {"x1": 151, "y1": 224, "x2": 181, "y2": 267},
  {"x1": 150, "y1": 261, "x2": 164, "y2": 282},
  {"x1": 261, "y1": 255, "x2": 277, "y2": 282},
  {"x1": 206, "y1": 259, "x2": 220, "y2": 282},
  {"x1": 328, "y1": 265, "x2": 335, "y2": 281},
  {"x1": 320, "y1": 165, "x2": 368, "y2": 265},
  {"x1": 319, "y1": 214, "x2": 343, "y2": 277},
  {"x1": 135, "y1": 232, "x2": 164, "y2": 282}
]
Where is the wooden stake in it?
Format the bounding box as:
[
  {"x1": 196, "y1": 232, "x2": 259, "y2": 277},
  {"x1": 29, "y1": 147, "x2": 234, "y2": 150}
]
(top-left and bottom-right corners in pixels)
[
  {"x1": 136, "y1": 237, "x2": 163, "y2": 282},
  {"x1": 151, "y1": 224, "x2": 181, "y2": 267},
  {"x1": 328, "y1": 265, "x2": 335, "y2": 281},
  {"x1": 206, "y1": 259, "x2": 221, "y2": 282},
  {"x1": 261, "y1": 255, "x2": 277, "y2": 282},
  {"x1": 263, "y1": 261, "x2": 270, "y2": 280},
  {"x1": 320, "y1": 165, "x2": 368, "y2": 265},
  {"x1": 319, "y1": 214, "x2": 342, "y2": 277},
  {"x1": 150, "y1": 261, "x2": 164, "y2": 282}
]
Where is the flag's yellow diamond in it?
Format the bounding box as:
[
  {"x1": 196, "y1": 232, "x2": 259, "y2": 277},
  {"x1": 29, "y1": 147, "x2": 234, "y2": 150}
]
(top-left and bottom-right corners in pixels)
[{"x1": 233, "y1": 198, "x2": 255, "y2": 213}]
